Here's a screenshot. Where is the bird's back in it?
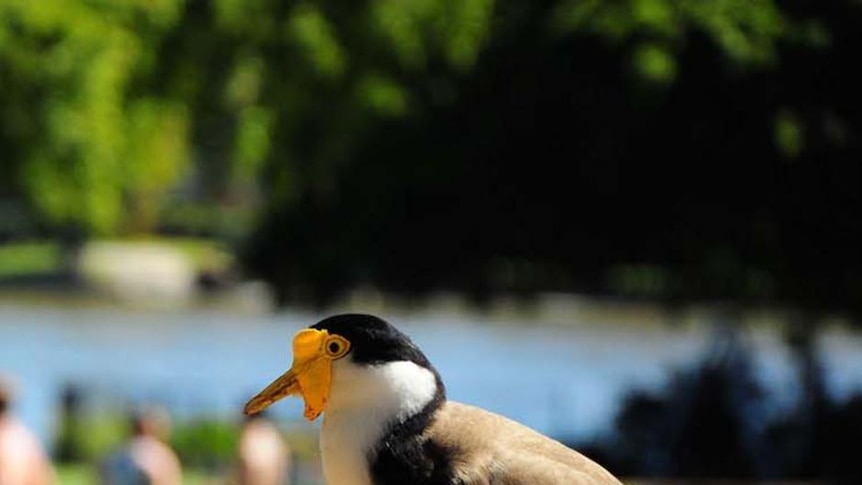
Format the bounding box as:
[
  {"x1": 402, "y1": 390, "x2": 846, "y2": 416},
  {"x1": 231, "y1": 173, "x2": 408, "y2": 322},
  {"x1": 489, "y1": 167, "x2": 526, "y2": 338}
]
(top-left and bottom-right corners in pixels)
[{"x1": 424, "y1": 401, "x2": 623, "y2": 485}]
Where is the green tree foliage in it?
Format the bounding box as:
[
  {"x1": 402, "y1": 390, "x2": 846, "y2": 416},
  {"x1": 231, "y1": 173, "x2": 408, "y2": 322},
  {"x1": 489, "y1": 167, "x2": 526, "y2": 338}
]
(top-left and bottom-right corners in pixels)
[
  {"x1": 1, "y1": 0, "x2": 497, "y2": 235},
  {"x1": 239, "y1": 0, "x2": 862, "y2": 310},
  {"x1": 3, "y1": 1, "x2": 861, "y2": 313},
  {"x1": 553, "y1": 0, "x2": 794, "y2": 74},
  {"x1": 0, "y1": 0, "x2": 188, "y2": 234},
  {"x1": 2, "y1": 0, "x2": 806, "y2": 235}
]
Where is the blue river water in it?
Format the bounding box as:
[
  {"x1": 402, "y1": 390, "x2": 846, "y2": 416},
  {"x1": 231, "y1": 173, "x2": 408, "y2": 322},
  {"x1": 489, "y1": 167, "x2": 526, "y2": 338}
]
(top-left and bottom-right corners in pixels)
[{"x1": 2, "y1": 301, "x2": 862, "y2": 449}]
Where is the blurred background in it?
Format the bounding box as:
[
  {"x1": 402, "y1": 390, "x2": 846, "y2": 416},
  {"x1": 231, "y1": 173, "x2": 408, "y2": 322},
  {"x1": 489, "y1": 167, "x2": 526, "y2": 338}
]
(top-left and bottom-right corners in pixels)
[{"x1": 1, "y1": 0, "x2": 861, "y2": 483}]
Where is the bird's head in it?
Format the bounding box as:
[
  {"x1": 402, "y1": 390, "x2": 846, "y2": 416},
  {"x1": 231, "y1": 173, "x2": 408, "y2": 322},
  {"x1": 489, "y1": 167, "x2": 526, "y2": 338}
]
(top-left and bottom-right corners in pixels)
[{"x1": 244, "y1": 314, "x2": 443, "y2": 421}]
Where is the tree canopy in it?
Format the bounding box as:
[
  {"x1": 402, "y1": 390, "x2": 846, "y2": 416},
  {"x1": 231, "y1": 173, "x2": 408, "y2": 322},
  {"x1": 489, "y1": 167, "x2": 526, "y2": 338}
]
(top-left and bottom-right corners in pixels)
[{"x1": 2, "y1": 1, "x2": 861, "y2": 313}]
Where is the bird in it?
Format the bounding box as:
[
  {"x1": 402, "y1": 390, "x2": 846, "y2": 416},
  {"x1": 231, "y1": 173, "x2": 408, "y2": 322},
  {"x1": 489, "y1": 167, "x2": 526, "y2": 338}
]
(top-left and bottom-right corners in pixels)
[{"x1": 244, "y1": 313, "x2": 623, "y2": 485}]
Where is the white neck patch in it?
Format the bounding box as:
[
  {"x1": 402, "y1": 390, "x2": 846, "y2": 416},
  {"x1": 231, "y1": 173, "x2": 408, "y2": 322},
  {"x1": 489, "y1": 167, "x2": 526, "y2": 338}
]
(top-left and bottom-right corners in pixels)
[{"x1": 319, "y1": 359, "x2": 439, "y2": 485}]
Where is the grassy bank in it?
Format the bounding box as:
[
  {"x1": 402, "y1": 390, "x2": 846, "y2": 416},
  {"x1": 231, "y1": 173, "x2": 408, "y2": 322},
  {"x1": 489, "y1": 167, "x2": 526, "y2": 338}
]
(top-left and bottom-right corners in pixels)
[
  {"x1": 0, "y1": 241, "x2": 62, "y2": 278},
  {"x1": 57, "y1": 463, "x2": 214, "y2": 485},
  {"x1": 0, "y1": 238, "x2": 231, "y2": 279}
]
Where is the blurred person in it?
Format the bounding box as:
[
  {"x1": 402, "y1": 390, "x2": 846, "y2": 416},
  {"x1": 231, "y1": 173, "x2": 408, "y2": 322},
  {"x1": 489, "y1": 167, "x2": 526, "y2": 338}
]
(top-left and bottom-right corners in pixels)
[
  {"x1": 237, "y1": 411, "x2": 291, "y2": 485},
  {"x1": 0, "y1": 375, "x2": 55, "y2": 485},
  {"x1": 53, "y1": 384, "x2": 84, "y2": 463},
  {"x1": 99, "y1": 406, "x2": 182, "y2": 485}
]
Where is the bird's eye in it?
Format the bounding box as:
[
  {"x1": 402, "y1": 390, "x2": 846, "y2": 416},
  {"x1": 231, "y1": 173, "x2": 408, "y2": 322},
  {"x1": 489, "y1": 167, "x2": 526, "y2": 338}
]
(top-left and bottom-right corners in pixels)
[{"x1": 324, "y1": 335, "x2": 350, "y2": 358}]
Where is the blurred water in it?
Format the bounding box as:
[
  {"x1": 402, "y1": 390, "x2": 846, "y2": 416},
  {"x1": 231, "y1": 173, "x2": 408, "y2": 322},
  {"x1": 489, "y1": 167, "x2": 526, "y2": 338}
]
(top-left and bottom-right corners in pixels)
[{"x1": 2, "y1": 302, "x2": 861, "y2": 449}]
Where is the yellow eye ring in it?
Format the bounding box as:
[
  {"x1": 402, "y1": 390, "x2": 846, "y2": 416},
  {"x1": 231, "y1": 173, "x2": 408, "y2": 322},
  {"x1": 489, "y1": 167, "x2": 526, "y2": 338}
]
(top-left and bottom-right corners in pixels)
[{"x1": 324, "y1": 335, "x2": 350, "y2": 359}]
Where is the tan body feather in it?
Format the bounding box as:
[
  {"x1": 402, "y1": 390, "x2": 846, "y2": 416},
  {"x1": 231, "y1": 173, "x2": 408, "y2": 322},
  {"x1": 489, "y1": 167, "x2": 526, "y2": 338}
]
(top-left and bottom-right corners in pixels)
[{"x1": 426, "y1": 402, "x2": 624, "y2": 485}]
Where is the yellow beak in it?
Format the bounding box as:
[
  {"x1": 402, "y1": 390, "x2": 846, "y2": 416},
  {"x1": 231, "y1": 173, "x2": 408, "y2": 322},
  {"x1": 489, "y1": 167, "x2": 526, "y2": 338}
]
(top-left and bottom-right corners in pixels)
[{"x1": 244, "y1": 329, "x2": 335, "y2": 421}]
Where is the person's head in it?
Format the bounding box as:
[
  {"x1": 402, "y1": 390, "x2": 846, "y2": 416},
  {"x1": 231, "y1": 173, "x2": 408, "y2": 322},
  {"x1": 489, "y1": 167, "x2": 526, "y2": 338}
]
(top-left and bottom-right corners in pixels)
[
  {"x1": 0, "y1": 375, "x2": 17, "y2": 416},
  {"x1": 129, "y1": 405, "x2": 172, "y2": 440}
]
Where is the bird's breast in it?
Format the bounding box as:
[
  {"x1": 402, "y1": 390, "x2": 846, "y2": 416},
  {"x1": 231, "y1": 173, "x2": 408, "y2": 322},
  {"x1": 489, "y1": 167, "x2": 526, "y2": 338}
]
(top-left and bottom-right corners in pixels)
[{"x1": 320, "y1": 409, "x2": 384, "y2": 485}]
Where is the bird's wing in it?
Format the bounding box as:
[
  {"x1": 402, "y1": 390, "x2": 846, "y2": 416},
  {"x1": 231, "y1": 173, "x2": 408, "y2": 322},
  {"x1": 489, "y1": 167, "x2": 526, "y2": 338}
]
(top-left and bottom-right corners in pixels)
[{"x1": 425, "y1": 401, "x2": 623, "y2": 485}]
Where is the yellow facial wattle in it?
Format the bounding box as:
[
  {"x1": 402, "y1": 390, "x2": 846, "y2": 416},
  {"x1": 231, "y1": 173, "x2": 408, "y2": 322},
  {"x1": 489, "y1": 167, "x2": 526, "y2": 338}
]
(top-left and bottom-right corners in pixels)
[
  {"x1": 244, "y1": 328, "x2": 351, "y2": 421},
  {"x1": 291, "y1": 329, "x2": 332, "y2": 420}
]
